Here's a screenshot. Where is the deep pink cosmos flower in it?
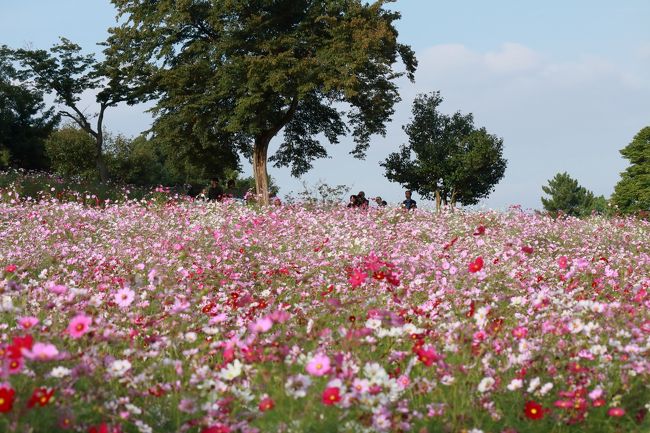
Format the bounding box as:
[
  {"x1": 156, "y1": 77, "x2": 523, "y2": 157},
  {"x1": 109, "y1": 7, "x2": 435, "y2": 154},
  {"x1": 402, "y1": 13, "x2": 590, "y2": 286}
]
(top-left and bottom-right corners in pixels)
[
  {"x1": 468, "y1": 257, "x2": 484, "y2": 273},
  {"x1": 607, "y1": 407, "x2": 625, "y2": 417},
  {"x1": 306, "y1": 354, "x2": 331, "y2": 376},
  {"x1": 322, "y1": 387, "x2": 341, "y2": 405},
  {"x1": 258, "y1": 396, "x2": 275, "y2": 412},
  {"x1": 67, "y1": 314, "x2": 92, "y2": 339},
  {"x1": 349, "y1": 269, "x2": 368, "y2": 288}
]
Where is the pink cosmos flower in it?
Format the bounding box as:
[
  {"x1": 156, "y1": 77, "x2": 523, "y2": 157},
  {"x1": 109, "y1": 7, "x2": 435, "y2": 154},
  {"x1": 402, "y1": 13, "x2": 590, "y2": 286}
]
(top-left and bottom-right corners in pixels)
[
  {"x1": 607, "y1": 407, "x2": 625, "y2": 417},
  {"x1": 349, "y1": 269, "x2": 367, "y2": 288},
  {"x1": 249, "y1": 317, "x2": 273, "y2": 333},
  {"x1": 18, "y1": 316, "x2": 39, "y2": 330},
  {"x1": 557, "y1": 256, "x2": 569, "y2": 269},
  {"x1": 22, "y1": 342, "x2": 59, "y2": 361},
  {"x1": 306, "y1": 353, "x2": 331, "y2": 376},
  {"x1": 113, "y1": 287, "x2": 135, "y2": 308},
  {"x1": 512, "y1": 326, "x2": 528, "y2": 339},
  {"x1": 48, "y1": 284, "x2": 67, "y2": 295},
  {"x1": 67, "y1": 314, "x2": 92, "y2": 339}
]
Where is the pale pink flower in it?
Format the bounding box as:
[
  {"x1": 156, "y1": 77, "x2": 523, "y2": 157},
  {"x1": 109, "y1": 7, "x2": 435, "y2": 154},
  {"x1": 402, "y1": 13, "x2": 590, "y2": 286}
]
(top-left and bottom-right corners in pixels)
[
  {"x1": 249, "y1": 317, "x2": 273, "y2": 333},
  {"x1": 67, "y1": 314, "x2": 92, "y2": 339},
  {"x1": 114, "y1": 287, "x2": 135, "y2": 308},
  {"x1": 22, "y1": 342, "x2": 59, "y2": 361},
  {"x1": 17, "y1": 316, "x2": 39, "y2": 330},
  {"x1": 306, "y1": 353, "x2": 331, "y2": 376}
]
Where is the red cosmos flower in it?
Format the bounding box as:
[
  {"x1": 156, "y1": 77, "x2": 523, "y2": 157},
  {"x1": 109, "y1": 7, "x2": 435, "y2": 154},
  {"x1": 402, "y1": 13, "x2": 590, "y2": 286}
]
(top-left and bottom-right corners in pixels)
[
  {"x1": 521, "y1": 245, "x2": 534, "y2": 254},
  {"x1": 416, "y1": 347, "x2": 440, "y2": 366},
  {"x1": 592, "y1": 398, "x2": 606, "y2": 407},
  {"x1": 348, "y1": 269, "x2": 367, "y2": 288},
  {"x1": 473, "y1": 225, "x2": 486, "y2": 236},
  {"x1": 88, "y1": 424, "x2": 109, "y2": 433},
  {"x1": 607, "y1": 407, "x2": 625, "y2": 417},
  {"x1": 468, "y1": 257, "x2": 484, "y2": 273},
  {"x1": 524, "y1": 401, "x2": 544, "y2": 420},
  {"x1": 7, "y1": 334, "x2": 33, "y2": 359},
  {"x1": 0, "y1": 385, "x2": 15, "y2": 413},
  {"x1": 322, "y1": 387, "x2": 341, "y2": 405},
  {"x1": 258, "y1": 397, "x2": 275, "y2": 412},
  {"x1": 4, "y1": 264, "x2": 17, "y2": 273},
  {"x1": 27, "y1": 387, "x2": 55, "y2": 408},
  {"x1": 202, "y1": 425, "x2": 230, "y2": 433}
]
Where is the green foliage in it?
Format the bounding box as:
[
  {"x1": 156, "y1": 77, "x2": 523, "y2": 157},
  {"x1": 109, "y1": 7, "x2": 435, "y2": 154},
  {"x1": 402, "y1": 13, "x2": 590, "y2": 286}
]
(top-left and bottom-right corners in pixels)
[
  {"x1": 541, "y1": 172, "x2": 597, "y2": 217},
  {"x1": 105, "y1": 0, "x2": 417, "y2": 203},
  {"x1": 612, "y1": 126, "x2": 650, "y2": 213},
  {"x1": 382, "y1": 92, "x2": 506, "y2": 209},
  {"x1": 45, "y1": 126, "x2": 97, "y2": 180},
  {"x1": 0, "y1": 46, "x2": 58, "y2": 170}
]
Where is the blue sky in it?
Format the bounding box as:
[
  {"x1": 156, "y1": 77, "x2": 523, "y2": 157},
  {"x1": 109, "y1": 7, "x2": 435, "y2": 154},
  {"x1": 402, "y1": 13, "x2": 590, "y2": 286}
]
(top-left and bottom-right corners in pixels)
[{"x1": 2, "y1": 1, "x2": 649, "y2": 209}]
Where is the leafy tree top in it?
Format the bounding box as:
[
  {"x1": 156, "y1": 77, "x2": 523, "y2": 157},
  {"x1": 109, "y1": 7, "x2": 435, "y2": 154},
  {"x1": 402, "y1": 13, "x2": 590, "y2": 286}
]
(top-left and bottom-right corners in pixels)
[
  {"x1": 382, "y1": 91, "x2": 506, "y2": 208},
  {"x1": 105, "y1": 0, "x2": 417, "y2": 177},
  {"x1": 541, "y1": 172, "x2": 595, "y2": 217},
  {"x1": 612, "y1": 126, "x2": 650, "y2": 213}
]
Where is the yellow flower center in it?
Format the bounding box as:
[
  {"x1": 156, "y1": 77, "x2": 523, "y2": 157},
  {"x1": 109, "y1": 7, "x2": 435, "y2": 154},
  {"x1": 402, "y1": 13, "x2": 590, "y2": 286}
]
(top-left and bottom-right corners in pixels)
[
  {"x1": 76, "y1": 324, "x2": 85, "y2": 331},
  {"x1": 316, "y1": 363, "x2": 322, "y2": 369},
  {"x1": 0, "y1": 398, "x2": 4, "y2": 405},
  {"x1": 531, "y1": 408, "x2": 537, "y2": 414}
]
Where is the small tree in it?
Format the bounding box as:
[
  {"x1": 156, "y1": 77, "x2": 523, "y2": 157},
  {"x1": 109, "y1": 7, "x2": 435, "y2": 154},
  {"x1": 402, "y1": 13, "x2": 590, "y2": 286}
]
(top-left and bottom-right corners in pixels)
[
  {"x1": 381, "y1": 92, "x2": 506, "y2": 211},
  {"x1": 12, "y1": 38, "x2": 135, "y2": 182},
  {"x1": 612, "y1": 126, "x2": 650, "y2": 213},
  {"x1": 45, "y1": 126, "x2": 97, "y2": 180},
  {"x1": 541, "y1": 172, "x2": 596, "y2": 217}
]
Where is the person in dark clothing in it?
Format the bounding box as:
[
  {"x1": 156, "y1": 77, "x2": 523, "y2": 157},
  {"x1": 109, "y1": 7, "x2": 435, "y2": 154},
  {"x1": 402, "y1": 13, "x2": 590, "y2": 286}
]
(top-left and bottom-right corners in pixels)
[
  {"x1": 402, "y1": 190, "x2": 417, "y2": 210},
  {"x1": 356, "y1": 191, "x2": 370, "y2": 208},
  {"x1": 347, "y1": 195, "x2": 358, "y2": 208},
  {"x1": 374, "y1": 196, "x2": 388, "y2": 207},
  {"x1": 222, "y1": 179, "x2": 237, "y2": 200},
  {"x1": 204, "y1": 178, "x2": 223, "y2": 201}
]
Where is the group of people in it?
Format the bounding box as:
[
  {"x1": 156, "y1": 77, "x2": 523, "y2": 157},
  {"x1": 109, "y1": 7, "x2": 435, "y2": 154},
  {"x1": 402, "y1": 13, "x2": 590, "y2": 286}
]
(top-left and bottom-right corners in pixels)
[
  {"x1": 347, "y1": 190, "x2": 417, "y2": 210},
  {"x1": 202, "y1": 178, "x2": 417, "y2": 210},
  {"x1": 202, "y1": 178, "x2": 238, "y2": 202}
]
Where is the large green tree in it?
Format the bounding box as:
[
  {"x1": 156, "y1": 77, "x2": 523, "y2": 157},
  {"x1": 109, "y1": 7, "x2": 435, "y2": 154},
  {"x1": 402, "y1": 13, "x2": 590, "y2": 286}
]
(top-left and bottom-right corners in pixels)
[
  {"x1": 11, "y1": 38, "x2": 135, "y2": 182},
  {"x1": 612, "y1": 126, "x2": 650, "y2": 213},
  {"x1": 0, "y1": 46, "x2": 58, "y2": 169},
  {"x1": 381, "y1": 92, "x2": 506, "y2": 211},
  {"x1": 105, "y1": 0, "x2": 417, "y2": 204},
  {"x1": 541, "y1": 172, "x2": 596, "y2": 217}
]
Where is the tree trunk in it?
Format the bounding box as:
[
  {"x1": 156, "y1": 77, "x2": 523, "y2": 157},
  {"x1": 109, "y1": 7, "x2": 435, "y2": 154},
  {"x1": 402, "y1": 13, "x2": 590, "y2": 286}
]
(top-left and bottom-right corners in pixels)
[
  {"x1": 253, "y1": 135, "x2": 271, "y2": 205},
  {"x1": 450, "y1": 189, "x2": 457, "y2": 212},
  {"x1": 435, "y1": 190, "x2": 441, "y2": 213},
  {"x1": 95, "y1": 136, "x2": 109, "y2": 183},
  {"x1": 95, "y1": 104, "x2": 108, "y2": 183}
]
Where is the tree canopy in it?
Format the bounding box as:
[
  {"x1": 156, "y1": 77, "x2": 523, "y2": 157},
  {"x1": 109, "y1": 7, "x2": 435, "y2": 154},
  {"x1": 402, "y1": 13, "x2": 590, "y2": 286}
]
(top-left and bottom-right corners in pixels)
[
  {"x1": 381, "y1": 92, "x2": 506, "y2": 210},
  {"x1": 0, "y1": 46, "x2": 58, "y2": 170},
  {"x1": 612, "y1": 126, "x2": 650, "y2": 213},
  {"x1": 105, "y1": 0, "x2": 417, "y2": 204},
  {"x1": 541, "y1": 172, "x2": 597, "y2": 217},
  {"x1": 11, "y1": 38, "x2": 136, "y2": 182}
]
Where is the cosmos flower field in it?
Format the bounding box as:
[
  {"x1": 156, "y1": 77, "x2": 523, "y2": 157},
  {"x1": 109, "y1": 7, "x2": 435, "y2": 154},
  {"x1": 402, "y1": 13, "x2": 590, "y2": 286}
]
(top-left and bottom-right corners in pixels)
[{"x1": 1, "y1": 193, "x2": 649, "y2": 432}]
